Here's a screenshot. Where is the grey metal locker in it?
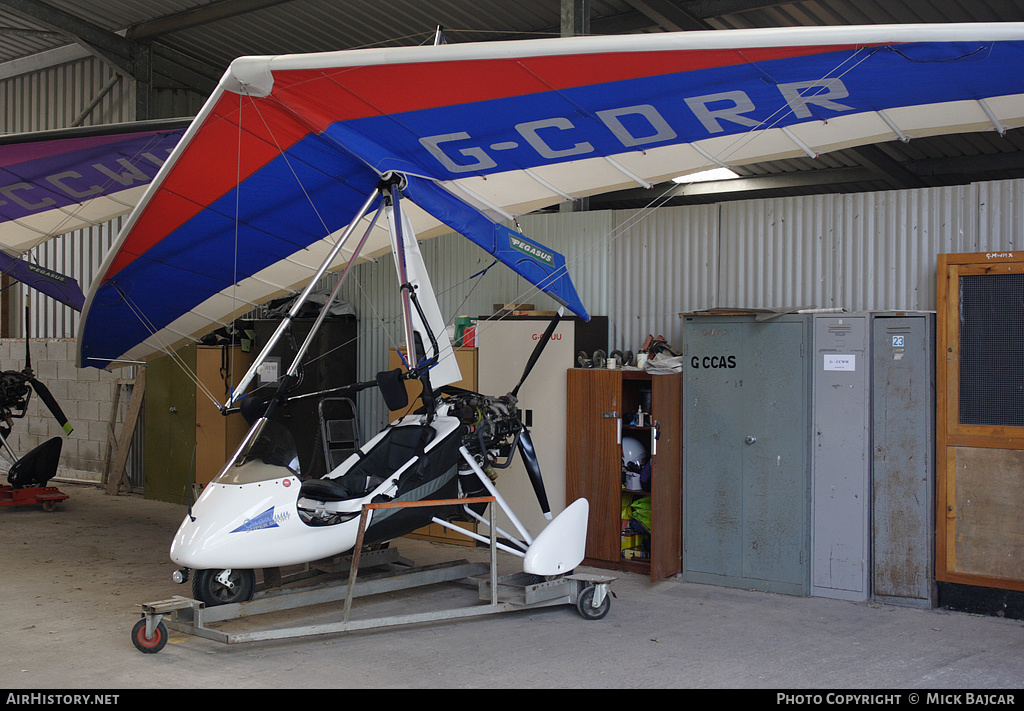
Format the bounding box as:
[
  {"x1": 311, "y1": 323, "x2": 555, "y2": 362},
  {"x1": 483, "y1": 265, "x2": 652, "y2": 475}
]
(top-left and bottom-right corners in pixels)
[
  {"x1": 811, "y1": 314, "x2": 871, "y2": 601},
  {"x1": 682, "y1": 313, "x2": 812, "y2": 596},
  {"x1": 870, "y1": 312, "x2": 936, "y2": 608}
]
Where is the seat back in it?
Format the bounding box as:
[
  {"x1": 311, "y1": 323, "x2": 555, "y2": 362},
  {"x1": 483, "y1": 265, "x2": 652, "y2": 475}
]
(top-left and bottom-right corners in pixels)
[
  {"x1": 7, "y1": 437, "x2": 63, "y2": 488},
  {"x1": 318, "y1": 397, "x2": 361, "y2": 472}
]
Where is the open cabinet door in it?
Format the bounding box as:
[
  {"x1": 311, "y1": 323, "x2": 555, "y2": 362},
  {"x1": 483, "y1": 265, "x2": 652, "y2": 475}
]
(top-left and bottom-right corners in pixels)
[
  {"x1": 649, "y1": 373, "x2": 683, "y2": 581},
  {"x1": 566, "y1": 369, "x2": 623, "y2": 565}
]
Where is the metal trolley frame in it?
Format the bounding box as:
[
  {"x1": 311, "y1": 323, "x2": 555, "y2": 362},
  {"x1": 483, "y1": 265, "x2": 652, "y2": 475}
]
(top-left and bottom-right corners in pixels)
[{"x1": 131, "y1": 496, "x2": 615, "y2": 653}]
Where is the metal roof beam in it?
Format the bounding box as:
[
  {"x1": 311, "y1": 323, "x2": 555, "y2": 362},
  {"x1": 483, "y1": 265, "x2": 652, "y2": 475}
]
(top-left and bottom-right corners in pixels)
[
  {"x1": 151, "y1": 44, "x2": 222, "y2": 92},
  {"x1": 685, "y1": 0, "x2": 804, "y2": 18},
  {"x1": 0, "y1": 0, "x2": 225, "y2": 112},
  {"x1": 588, "y1": 166, "x2": 879, "y2": 206},
  {"x1": 624, "y1": 0, "x2": 713, "y2": 31},
  {"x1": 908, "y1": 150, "x2": 1024, "y2": 178},
  {"x1": 542, "y1": 1, "x2": 823, "y2": 37},
  {"x1": 127, "y1": 0, "x2": 300, "y2": 41},
  {"x1": 0, "y1": 0, "x2": 137, "y2": 75},
  {"x1": 846, "y1": 145, "x2": 929, "y2": 190}
]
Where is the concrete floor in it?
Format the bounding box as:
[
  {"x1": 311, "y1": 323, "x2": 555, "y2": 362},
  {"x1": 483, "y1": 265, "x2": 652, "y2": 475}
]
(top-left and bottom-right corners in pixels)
[{"x1": 1, "y1": 482, "x2": 1022, "y2": 690}]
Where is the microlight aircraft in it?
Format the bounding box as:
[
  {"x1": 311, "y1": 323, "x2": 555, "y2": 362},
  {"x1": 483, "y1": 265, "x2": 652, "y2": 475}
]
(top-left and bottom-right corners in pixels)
[{"x1": 71, "y1": 24, "x2": 1024, "y2": 608}]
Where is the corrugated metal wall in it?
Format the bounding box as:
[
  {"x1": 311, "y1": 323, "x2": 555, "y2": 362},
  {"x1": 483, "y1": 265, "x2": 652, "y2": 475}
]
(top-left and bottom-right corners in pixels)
[
  {"x1": 24, "y1": 218, "x2": 123, "y2": 341},
  {"x1": 1, "y1": 57, "x2": 132, "y2": 131},
  {"x1": 977, "y1": 179, "x2": 1024, "y2": 252},
  {"x1": 2, "y1": 56, "x2": 133, "y2": 340},
  {"x1": 2, "y1": 55, "x2": 201, "y2": 341},
  {"x1": 5, "y1": 56, "x2": 1024, "y2": 437},
  {"x1": 331, "y1": 209, "x2": 613, "y2": 432},
  {"x1": 325, "y1": 178, "x2": 1024, "y2": 434},
  {"x1": 609, "y1": 180, "x2": 1024, "y2": 355},
  {"x1": 611, "y1": 204, "x2": 720, "y2": 352},
  {"x1": 1, "y1": 56, "x2": 143, "y2": 483}
]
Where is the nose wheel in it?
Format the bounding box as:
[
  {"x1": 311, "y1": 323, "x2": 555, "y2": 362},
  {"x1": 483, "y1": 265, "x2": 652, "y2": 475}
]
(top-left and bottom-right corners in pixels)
[{"x1": 192, "y1": 568, "x2": 255, "y2": 606}]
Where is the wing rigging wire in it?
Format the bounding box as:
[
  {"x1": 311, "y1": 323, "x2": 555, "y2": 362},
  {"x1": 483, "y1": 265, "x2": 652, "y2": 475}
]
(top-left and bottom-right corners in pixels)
[
  {"x1": 93, "y1": 38, "x2": 937, "y2": 411},
  {"x1": 236, "y1": 82, "x2": 344, "y2": 244},
  {"x1": 230, "y1": 88, "x2": 243, "y2": 408},
  {"x1": 393, "y1": 41, "x2": 866, "y2": 375},
  {"x1": 459, "y1": 44, "x2": 884, "y2": 353},
  {"x1": 94, "y1": 82, "x2": 377, "y2": 411},
  {"x1": 297, "y1": 42, "x2": 886, "y2": 389},
  {"x1": 105, "y1": 282, "x2": 221, "y2": 406}
]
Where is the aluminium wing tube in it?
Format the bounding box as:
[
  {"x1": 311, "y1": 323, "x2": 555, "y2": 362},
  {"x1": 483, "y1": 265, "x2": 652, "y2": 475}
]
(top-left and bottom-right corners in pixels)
[{"x1": 224, "y1": 187, "x2": 382, "y2": 410}]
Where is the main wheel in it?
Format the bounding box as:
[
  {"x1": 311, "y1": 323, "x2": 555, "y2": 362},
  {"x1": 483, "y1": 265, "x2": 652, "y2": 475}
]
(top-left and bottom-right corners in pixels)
[
  {"x1": 131, "y1": 618, "x2": 168, "y2": 654},
  {"x1": 192, "y1": 568, "x2": 256, "y2": 606},
  {"x1": 576, "y1": 585, "x2": 611, "y2": 620}
]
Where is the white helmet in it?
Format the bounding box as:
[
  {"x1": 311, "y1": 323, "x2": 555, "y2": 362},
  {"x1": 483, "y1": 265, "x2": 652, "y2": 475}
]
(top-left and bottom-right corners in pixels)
[{"x1": 621, "y1": 436, "x2": 648, "y2": 471}]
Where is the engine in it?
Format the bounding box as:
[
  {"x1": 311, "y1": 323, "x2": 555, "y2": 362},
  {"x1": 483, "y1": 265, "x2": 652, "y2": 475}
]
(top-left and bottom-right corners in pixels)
[
  {"x1": 445, "y1": 391, "x2": 524, "y2": 469},
  {"x1": 0, "y1": 370, "x2": 32, "y2": 435}
]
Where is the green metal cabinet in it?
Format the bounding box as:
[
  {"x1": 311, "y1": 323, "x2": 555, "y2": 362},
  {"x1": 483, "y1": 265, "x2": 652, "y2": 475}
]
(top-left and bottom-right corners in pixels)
[{"x1": 682, "y1": 314, "x2": 812, "y2": 596}]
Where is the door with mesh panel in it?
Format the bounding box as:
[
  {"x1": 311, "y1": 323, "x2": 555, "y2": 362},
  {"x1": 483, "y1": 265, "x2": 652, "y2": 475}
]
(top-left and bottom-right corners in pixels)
[{"x1": 937, "y1": 252, "x2": 1024, "y2": 593}]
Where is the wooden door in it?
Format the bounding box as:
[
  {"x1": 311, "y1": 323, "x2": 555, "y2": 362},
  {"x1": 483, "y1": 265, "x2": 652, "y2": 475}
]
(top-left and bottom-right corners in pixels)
[
  {"x1": 650, "y1": 372, "x2": 682, "y2": 580},
  {"x1": 566, "y1": 368, "x2": 622, "y2": 564},
  {"x1": 937, "y1": 253, "x2": 1024, "y2": 592}
]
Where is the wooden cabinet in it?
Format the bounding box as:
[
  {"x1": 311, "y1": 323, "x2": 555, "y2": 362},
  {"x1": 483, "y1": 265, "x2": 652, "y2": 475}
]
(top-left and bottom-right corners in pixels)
[
  {"x1": 566, "y1": 368, "x2": 682, "y2": 580},
  {"x1": 196, "y1": 345, "x2": 254, "y2": 485},
  {"x1": 145, "y1": 344, "x2": 253, "y2": 502}
]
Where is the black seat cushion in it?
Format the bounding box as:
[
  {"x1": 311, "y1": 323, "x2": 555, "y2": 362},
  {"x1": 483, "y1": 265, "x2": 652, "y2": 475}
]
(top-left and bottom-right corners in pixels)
[
  {"x1": 300, "y1": 425, "x2": 436, "y2": 503},
  {"x1": 300, "y1": 476, "x2": 365, "y2": 502}
]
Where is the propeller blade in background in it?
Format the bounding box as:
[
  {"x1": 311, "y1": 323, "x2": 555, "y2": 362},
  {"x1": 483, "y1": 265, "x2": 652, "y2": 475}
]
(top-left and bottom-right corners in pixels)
[
  {"x1": 19, "y1": 295, "x2": 72, "y2": 434},
  {"x1": 28, "y1": 377, "x2": 73, "y2": 435}
]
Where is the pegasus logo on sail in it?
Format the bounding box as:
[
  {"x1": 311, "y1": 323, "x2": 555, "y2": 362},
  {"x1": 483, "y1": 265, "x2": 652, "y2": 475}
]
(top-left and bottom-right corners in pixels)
[{"x1": 509, "y1": 236, "x2": 554, "y2": 267}]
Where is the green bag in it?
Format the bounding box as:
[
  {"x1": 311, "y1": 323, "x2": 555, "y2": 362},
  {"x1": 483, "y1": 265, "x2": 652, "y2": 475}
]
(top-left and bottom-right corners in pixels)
[{"x1": 630, "y1": 496, "x2": 652, "y2": 531}]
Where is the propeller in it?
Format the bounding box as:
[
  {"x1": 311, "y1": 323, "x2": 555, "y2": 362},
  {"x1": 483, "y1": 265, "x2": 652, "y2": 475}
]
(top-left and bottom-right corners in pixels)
[
  {"x1": 517, "y1": 427, "x2": 551, "y2": 520},
  {"x1": 19, "y1": 297, "x2": 73, "y2": 435},
  {"x1": 25, "y1": 373, "x2": 72, "y2": 435},
  {"x1": 508, "y1": 307, "x2": 564, "y2": 518},
  {"x1": 511, "y1": 307, "x2": 563, "y2": 399}
]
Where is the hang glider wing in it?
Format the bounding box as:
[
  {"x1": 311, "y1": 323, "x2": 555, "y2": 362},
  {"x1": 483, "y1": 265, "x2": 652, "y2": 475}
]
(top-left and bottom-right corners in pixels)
[
  {"x1": 0, "y1": 120, "x2": 190, "y2": 254},
  {"x1": 76, "y1": 23, "x2": 1024, "y2": 369},
  {"x1": 0, "y1": 252, "x2": 85, "y2": 311}
]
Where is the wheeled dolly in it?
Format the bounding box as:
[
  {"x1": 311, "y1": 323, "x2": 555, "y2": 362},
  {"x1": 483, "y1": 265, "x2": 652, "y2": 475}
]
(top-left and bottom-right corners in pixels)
[
  {"x1": 477, "y1": 570, "x2": 615, "y2": 620},
  {"x1": 131, "y1": 497, "x2": 616, "y2": 653},
  {"x1": 0, "y1": 484, "x2": 67, "y2": 511},
  {"x1": 131, "y1": 563, "x2": 615, "y2": 653}
]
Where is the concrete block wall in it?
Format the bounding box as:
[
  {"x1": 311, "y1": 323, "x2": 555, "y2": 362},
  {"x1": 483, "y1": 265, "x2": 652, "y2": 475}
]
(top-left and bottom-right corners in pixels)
[{"x1": 0, "y1": 338, "x2": 121, "y2": 483}]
